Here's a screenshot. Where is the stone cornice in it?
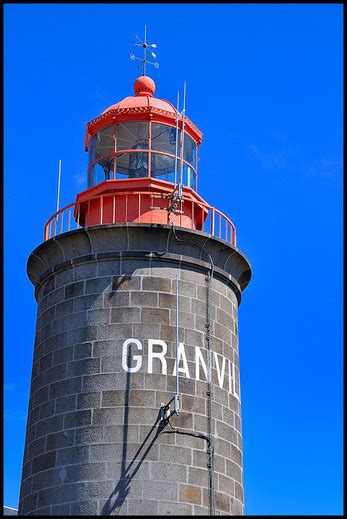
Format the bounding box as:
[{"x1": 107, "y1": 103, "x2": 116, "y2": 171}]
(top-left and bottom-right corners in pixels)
[{"x1": 27, "y1": 224, "x2": 251, "y2": 305}]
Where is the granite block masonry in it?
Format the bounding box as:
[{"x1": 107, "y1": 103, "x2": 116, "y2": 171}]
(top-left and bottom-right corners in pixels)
[{"x1": 18, "y1": 223, "x2": 251, "y2": 515}]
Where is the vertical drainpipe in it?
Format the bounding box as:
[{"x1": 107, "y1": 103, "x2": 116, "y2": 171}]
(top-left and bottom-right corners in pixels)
[{"x1": 206, "y1": 268, "x2": 216, "y2": 516}]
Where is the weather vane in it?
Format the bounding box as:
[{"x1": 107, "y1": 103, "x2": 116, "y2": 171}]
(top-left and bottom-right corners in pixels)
[{"x1": 130, "y1": 25, "x2": 159, "y2": 76}]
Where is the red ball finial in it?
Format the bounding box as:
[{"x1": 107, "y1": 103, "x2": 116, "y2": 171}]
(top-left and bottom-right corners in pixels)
[{"x1": 133, "y1": 76, "x2": 156, "y2": 97}]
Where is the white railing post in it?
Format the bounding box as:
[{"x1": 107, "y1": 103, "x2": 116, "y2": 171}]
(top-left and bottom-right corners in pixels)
[{"x1": 60, "y1": 211, "x2": 64, "y2": 234}]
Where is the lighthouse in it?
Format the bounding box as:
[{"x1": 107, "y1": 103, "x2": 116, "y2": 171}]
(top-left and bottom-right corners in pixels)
[{"x1": 18, "y1": 55, "x2": 251, "y2": 515}]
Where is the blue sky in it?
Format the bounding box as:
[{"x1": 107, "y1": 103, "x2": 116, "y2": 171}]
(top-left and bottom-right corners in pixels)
[{"x1": 4, "y1": 4, "x2": 343, "y2": 514}]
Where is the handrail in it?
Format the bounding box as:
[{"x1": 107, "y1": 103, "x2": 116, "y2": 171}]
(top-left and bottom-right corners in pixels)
[{"x1": 44, "y1": 191, "x2": 237, "y2": 246}]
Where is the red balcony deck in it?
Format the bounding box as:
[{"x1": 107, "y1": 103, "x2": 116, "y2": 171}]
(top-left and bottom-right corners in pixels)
[{"x1": 44, "y1": 186, "x2": 237, "y2": 247}]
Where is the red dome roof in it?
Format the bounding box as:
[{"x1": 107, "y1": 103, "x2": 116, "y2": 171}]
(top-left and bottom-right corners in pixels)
[
  {"x1": 102, "y1": 76, "x2": 177, "y2": 114},
  {"x1": 102, "y1": 95, "x2": 177, "y2": 114},
  {"x1": 85, "y1": 76, "x2": 203, "y2": 150}
]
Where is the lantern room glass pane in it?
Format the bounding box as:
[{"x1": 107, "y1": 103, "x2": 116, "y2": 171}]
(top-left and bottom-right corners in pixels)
[
  {"x1": 183, "y1": 133, "x2": 196, "y2": 169},
  {"x1": 92, "y1": 158, "x2": 114, "y2": 185},
  {"x1": 151, "y1": 123, "x2": 178, "y2": 155},
  {"x1": 94, "y1": 126, "x2": 116, "y2": 161},
  {"x1": 151, "y1": 153, "x2": 177, "y2": 183},
  {"x1": 182, "y1": 164, "x2": 197, "y2": 191},
  {"x1": 116, "y1": 152, "x2": 149, "y2": 178},
  {"x1": 92, "y1": 163, "x2": 105, "y2": 185},
  {"x1": 116, "y1": 122, "x2": 149, "y2": 151},
  {"x1": 88, "y1": 135, "x2": 95, "y2": 165}
]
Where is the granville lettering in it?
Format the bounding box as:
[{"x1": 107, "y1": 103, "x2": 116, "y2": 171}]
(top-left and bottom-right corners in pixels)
[{"x1": 122, "y1": 338, "x2": 240, "y2": 400}]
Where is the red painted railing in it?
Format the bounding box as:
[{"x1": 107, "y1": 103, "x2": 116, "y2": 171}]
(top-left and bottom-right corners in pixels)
[{"x1": 44, "y1": 192, "x2": 237, "y2": 246}]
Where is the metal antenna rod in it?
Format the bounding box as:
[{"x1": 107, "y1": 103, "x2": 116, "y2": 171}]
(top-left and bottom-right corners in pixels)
[
  {"x1": 56, "y1": 159, "x2": 62, "y2": 213},
  {"x1": 174, "y1": 273, "x2": 181, "y2": 414},
  {"x1": 179, "y1": 81, "x2": 187, "y2": 194},
  {"x1": 174, "y1": 91, "x2": 180, "y2": 188}
]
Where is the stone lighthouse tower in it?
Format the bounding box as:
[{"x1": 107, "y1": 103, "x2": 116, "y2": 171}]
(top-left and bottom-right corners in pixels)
[{"x1": 18, "y1": 67, "x2": 251, "y2": 515}]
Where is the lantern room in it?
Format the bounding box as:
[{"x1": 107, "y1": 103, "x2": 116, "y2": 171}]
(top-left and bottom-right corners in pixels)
[{"x1": 84, "y1": 76, "x2": 201, "y2": 190}]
